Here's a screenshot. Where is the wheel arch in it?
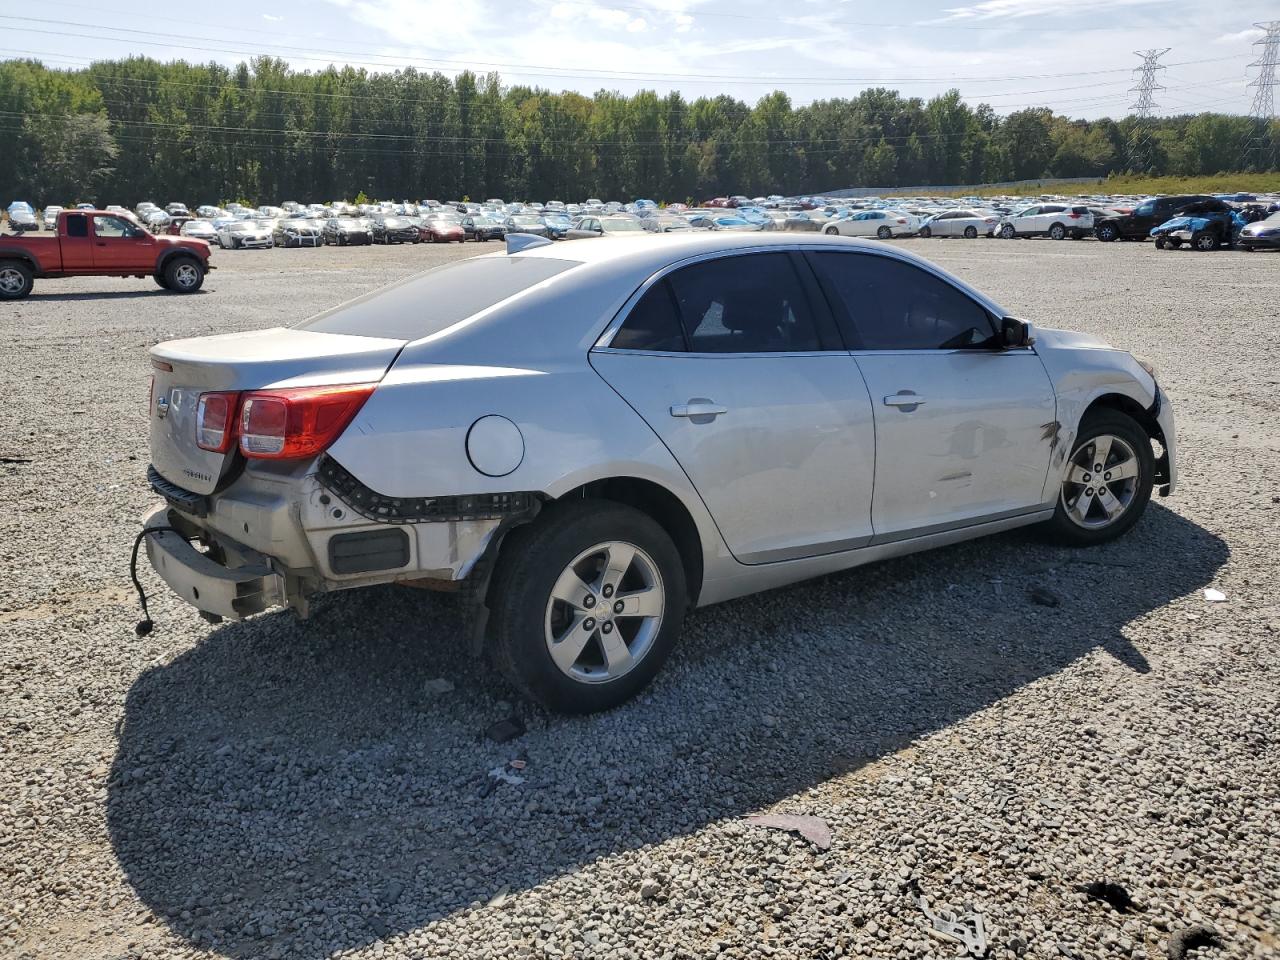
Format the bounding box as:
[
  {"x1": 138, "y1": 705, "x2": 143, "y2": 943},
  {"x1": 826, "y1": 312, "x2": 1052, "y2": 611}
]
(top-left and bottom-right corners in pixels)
[
  {"x1": 155, "y1": 247, "x2": 202, "y2": 273},
  {"x1": 554, "y1": 475, "x2": 705, "y2": 606},
  {"x1": 0, "y1": 249, "x2": 41, "y2": 272},
  {"x1": 1079, "y1": 391, "x2": 1171, "y2": 493}
]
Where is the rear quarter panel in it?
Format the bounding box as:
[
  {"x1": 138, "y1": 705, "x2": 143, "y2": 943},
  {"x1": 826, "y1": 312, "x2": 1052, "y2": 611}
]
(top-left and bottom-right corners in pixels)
[
  {"x1": 0, "y1": 235, "x2": 62, "y2": 273},
  {"x1": 324, "y1": 360, "x2": 734, "y2": 573}
]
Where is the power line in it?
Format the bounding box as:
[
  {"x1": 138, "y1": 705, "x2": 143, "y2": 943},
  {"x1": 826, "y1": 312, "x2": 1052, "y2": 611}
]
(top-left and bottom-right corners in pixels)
[
  {"x1": 1126, "y1": 48, "x2": 1169, "y2": 173},
  {"x1": 0, "y1": 16, "x2": 1243, "y2": 87},
  {"x1": 1241, "y1": 21, "x2": 1280, "y2": 170}
]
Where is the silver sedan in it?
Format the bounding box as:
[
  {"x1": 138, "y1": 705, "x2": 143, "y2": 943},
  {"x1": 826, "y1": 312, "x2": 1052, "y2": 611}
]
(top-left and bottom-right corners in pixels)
[
  {"x1": 920, "y1": 209, "x2": 1000, "y2": 238},
  {"x1": 139, "y1": 233, "x2": 1176, "y2": 713}
]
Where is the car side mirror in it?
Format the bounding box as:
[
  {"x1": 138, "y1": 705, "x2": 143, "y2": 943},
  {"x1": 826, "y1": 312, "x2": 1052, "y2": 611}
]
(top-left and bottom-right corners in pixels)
[{"x1": 1000, "y1": 317, "x2": 1034, "y2": 349}]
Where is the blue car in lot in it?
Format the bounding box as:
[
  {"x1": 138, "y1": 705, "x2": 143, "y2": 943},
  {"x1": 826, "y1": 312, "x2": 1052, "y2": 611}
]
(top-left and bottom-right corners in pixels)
[{"x1": 1149, "y1": 200, "x2": 1245, "y2": 251}]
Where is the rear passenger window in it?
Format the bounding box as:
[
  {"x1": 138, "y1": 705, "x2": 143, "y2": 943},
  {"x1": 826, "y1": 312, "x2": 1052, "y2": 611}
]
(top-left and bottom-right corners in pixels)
[
  {"x1": 611, "y1": 279, "x2": 686, "y2": 352},
  {"x1": 668, "y1": 253, "x2": 821, "y2": 353},
  {"x1": 65, "y1": 214, "x2": 87, "y2": 237},
  {"x1": 808, "y1": 252, "x2": 995, "y2": 351}
]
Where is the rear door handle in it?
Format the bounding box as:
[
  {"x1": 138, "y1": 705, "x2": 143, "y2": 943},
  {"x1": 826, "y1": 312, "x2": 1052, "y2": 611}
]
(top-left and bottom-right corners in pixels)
[
  {"x1": 883, "y1": 393, "x2": 926, "y2": 408},
  {"x1": 670, "y1": 399, "x2": 727, "y2": 420}
]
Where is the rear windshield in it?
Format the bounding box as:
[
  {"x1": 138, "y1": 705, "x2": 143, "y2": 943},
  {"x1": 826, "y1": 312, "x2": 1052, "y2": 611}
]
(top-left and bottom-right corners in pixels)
[{"x1": 297, "y1": 256, "x2": 578, "y2": 340}]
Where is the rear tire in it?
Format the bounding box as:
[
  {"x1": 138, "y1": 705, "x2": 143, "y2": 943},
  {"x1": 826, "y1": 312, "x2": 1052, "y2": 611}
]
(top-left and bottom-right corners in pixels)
[
  {"x1": 824, "y1": 225, "x2": 839, "y2": 236},
  {"x1": 919, "y1": 226, "x2": 932, "y2": 238},
  {"x1": 963, "y1": 225, "x2": 978, "y2": 239},
  {"x1": 1192, "y1": 230, "x2": 1218, "y2": 252},
  {"x1": 487, "y1": 500, "x2": 687, "y2": 714},
  {"x1": 1043, "y1": 410, "x2": 1154, "y2": 547},
  {"x1": 1000, "y1": 224, "x2": 1016, "y2": 239},
  {"x1": 153, "y1": 273, "x2": 170, "y2": 289},
  {"x1": 1096, "y1": 223, "x2": 1119, "y2": 242},
  {"x1": 1154, "y1": 236, "x2": 1167, "y2": 249},
  {"x1": 876, "y1": 225, "x2": 892, "y2": 240},
  {"x1": 163, "y1": 257, "x2": 204, "y2": 294},
  {"x1": 0, "y1": 260, "x2": 34, "y2": 300}
]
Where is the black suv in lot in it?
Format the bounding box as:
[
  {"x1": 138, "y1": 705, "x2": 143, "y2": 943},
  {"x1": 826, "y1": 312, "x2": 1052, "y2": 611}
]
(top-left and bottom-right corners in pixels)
[{"x1": 1093, "y1": 195, "x2": 1217, "y2": 242}]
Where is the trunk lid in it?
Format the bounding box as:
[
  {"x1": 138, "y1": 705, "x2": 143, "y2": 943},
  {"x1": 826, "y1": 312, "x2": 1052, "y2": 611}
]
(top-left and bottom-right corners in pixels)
[{"x1": 149, "y1": 327, "x2": 405, "y2": 494}]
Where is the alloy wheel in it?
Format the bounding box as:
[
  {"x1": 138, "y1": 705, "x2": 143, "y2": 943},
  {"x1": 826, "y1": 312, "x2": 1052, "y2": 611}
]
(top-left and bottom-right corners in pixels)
[
  {"x1": 0, "y1": 267, "x2": 25, "y2": 294},
  {"x1": 543, "y1": 540, "x2": 665, "y2": 684},
  {"x1": 173, "y1": 263, "x2": 199, "y2": 289},
  {"x1": 1060, "y1": 434, "x2": 1141, "y2": 530}
]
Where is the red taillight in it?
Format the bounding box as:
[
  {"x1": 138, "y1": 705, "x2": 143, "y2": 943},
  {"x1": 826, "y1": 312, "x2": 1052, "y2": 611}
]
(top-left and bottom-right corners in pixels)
[
  {"x1": 1069, "y1": 212, "x2": 1081, "y2": 219},
  {"x1": 239, "y1": 383, "x2": 376, "y2": 460},
  {"x1": 196, "y1": 391, "x2": 239, "y2": 452}
]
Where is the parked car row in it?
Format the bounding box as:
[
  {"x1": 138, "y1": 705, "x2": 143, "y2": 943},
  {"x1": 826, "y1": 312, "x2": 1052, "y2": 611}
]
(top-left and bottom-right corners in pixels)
[{"x1": 7, "y1": 191, "x2": 1279, "y2": 257}]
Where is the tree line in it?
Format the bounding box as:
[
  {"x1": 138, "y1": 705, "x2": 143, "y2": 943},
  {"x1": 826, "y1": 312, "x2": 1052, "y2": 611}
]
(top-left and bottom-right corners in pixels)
[{"x1": 0, "y1": 55, "x2": 1274, "y2": 205}]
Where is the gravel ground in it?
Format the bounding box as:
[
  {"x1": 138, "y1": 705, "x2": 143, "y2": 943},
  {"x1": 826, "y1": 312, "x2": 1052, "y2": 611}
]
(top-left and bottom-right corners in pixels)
[{"x1": 2, "y1": 237, "x2": 1278, "y2": 960}]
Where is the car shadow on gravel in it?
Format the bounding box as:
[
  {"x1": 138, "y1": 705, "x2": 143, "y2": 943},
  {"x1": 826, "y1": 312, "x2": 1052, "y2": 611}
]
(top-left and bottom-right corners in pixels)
[
  {"x1": 108, "y1": 502, "x2": 1225, "y2": 958},
  {"x1": 25, "y1": 290, "x2": 208, "y2": 301}
]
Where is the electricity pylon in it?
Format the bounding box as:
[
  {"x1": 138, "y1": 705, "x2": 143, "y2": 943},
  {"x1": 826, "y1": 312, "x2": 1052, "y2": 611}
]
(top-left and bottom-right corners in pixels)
[
  {"x1": 1242, "y1": 22, "x2": 1280, "y2": 171},
  {"x1": 1126, "y1": 48, "x2": 1169, "y2": 174}
]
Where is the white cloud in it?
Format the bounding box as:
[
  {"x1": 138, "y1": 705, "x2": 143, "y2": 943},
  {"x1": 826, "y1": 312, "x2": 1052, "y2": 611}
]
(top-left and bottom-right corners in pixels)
[
  {"x1": 262, "y1": 13, "x2": 285, "y2": 21},
  {"x1": 943, "y1": 0, "x2": 1160, "y2": 20},
  {"x1": 1214, "y1": 27, "x2": 1265, "y2": 45}
]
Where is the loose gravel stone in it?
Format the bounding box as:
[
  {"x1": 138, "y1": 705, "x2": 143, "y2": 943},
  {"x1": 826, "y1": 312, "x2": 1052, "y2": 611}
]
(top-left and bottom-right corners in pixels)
[{"x1": 2, "y1": 239, "x2": 1278, "y2": 960}]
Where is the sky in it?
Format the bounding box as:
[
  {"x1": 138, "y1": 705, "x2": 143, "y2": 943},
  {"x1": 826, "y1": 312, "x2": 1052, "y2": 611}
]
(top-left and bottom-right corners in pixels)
[{"x1": 0, "y1": 0, "x2": 1274, "y2": 119}]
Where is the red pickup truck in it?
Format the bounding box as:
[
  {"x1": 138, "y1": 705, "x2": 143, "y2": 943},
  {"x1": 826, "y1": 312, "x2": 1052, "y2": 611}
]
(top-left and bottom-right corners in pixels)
[{"x1": 0, "y1": 209, "x2": 213, "y2": 300}]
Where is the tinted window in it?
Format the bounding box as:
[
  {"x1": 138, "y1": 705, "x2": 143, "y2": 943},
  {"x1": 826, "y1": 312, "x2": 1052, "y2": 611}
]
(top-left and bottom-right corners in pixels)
[
  {"x1": 65, "y1": 214, "x2": 88, "y2": 237},
  {"x1": 1135, "y1": 201, "x2": 1155, "y2": 216},
  {"x1": 299, "y1": 257, "x2": 578, "y2": 340},
  {"x1": 668, "y1": 253, "x2": 821, "y2": 353},
  {"x1": 611, "y1": 279, "x2": 686, "y2": 352},
  {"x1": 809, "y1": 252, "x2": 994, "y2": 351}
]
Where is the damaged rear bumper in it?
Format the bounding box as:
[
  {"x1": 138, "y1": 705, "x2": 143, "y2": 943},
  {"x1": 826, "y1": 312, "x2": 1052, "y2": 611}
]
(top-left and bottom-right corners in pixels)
[{"x1": 142, "y1": 504, "x2": 285, "y2": 620}]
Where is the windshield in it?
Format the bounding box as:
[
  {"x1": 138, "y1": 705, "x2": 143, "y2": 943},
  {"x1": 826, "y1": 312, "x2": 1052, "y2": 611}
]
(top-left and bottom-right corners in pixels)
[{"x1": 299, "y1": 257, "x2": 579, "y2": 340}]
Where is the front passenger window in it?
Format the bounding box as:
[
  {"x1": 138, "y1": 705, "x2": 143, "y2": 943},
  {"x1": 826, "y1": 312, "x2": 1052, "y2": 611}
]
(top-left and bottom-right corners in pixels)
[
  {"x1": 94, "y1": 216, "x2": 136, "y2": 238},
  {"x1": 808, "y1": 252, "x2": 995, "y2": 351}
]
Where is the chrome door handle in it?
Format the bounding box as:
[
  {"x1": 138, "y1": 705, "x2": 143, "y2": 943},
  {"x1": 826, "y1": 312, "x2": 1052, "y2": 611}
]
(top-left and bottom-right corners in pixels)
[
  {"x1": 670, "y1": 399, "x2": 727, "y2": 420},
  {"x1": 883, "y1": 393, "x2": 926, "y2": 408}
]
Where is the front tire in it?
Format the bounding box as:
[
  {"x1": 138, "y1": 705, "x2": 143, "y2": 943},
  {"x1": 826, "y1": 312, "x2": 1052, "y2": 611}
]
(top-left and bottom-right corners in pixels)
[
  {"x1": 1044, "y1": 411, "x2": 1154, "y2": 547},
  {"x1": 963, "y1": 225, "x2": 978, "y2": 239},
  {"x1": 164, "y1": 257, "x2": 205, "y2": 293},
  {"x1": 0, "y1": 260, "x2": 34, "y2": 300},
  {"x1": 1000, "y1": 224, "x2": 1016, "y2": 239},
  {"x1": 919, "y1": 226, "x2": 932, "y2": 239},
  {"x1": 1049, "y1": 223, "x2": 1067, "y2": 241},
  {"x1": 824, "y1": 225, "x2": 839, "y2": 236},
  {"x1": 1096, "y1": 223, "x2": 1119, "y2": 242},
  {"x1": 1192, "y1": 230, "x2": 1218, "y2": 252},
  {"x1": 487, "y1": 501, "x2": 687, "y2": 714}
]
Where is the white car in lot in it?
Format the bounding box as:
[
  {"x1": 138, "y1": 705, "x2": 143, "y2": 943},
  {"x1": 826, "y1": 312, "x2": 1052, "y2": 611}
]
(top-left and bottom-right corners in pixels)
[
  {"x1": 139, "y1": 233, "x2": 1175, "y2": 713},
  {"x1": 216, "y1": 219, "x2": 274, "y2": 249},
  {"x1": 920, "y1": 209, "x2": 1000, "y2": 239},
  {"x1": 823, "y1": 210, "x2": 918, "y2": 239},
  {"x1": 998, "y1": 204, "x2": 1094, "y2": 240}
]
